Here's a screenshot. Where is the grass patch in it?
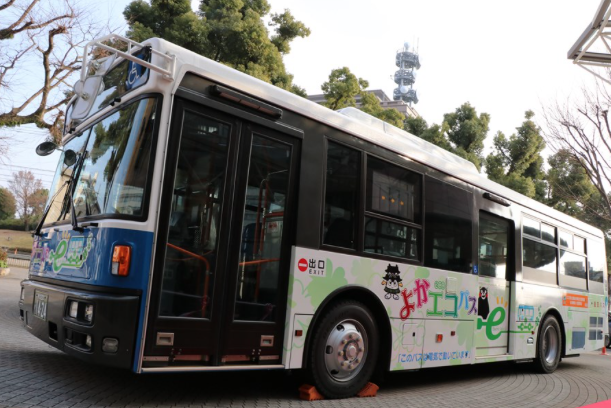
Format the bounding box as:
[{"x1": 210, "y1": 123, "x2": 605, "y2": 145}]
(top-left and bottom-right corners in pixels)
[{"x1": 0, "y1": 229, "x2": 33, "y2": 252}]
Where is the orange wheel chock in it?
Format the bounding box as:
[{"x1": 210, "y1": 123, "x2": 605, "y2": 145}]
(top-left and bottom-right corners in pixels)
[
  {"x1": 357, "y1": 382, "x2": 379, "y2": 398},
  {"x1": 298, "y1": 384, "x2": 324, "y2": 401},
  {"x1": 298, "y1": 382, "x2": 379, "y2": 400}
]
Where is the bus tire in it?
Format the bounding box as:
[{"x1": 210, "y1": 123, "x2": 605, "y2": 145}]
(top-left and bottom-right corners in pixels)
[
  {"x1": 307, "y1": 300, "x2": 379, "y2": 399},
  {"x1": 533, "y1": 315, "x2": 562, "y2": 374}
]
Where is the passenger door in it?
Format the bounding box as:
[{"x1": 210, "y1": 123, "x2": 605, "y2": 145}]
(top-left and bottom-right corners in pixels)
[
  {"x1": 143, "y1": 98, "x2": 299, "y2": 366},
  {"x1": 475, "y1": 210, "x2": 513, "y2": 357}
]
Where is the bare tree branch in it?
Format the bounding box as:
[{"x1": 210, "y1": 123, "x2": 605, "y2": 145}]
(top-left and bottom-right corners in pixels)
[{"x1": 0, "y1": 0, "x2": 116, "y2": 146}]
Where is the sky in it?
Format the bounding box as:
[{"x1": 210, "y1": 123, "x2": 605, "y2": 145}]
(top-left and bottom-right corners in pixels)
[{"x1": 0, "y1": 0, "x2": 602, "y2": 189}]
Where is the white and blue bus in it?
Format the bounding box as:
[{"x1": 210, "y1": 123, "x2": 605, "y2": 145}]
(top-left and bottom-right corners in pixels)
[{"x1": 20, "y1": 34, "x2": 608, "y2": 399}]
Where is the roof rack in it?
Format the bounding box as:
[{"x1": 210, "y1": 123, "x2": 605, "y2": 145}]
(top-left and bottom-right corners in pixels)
[{"x1": 81, "y1": 34, "x2": 176, "y2": 82}]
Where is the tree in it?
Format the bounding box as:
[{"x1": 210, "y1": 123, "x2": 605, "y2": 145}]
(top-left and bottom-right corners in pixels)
[
  {"x1": 407, "y1": 102, "x2": 488, "y2": 171},
  {"x1": 485, "y1": 111, "x2": 547, "y2": 200},
  {"x1": 124, "y1": 0, "x2": 310, "y2": 95},
  {"x1": 543, "y1": 86, "x2": 611, "y2": 221},
  {"x1": 404, "y1": 115, "x2": 429, "y2": 137},
  {"x1": 0, "y1": 0, "x2": 108, "y2": 144},
  {"x1": 546, "y1": 149, "x2": 610, "y2": 225},
  {"x1": 443, "y1": 102, "x2": 490, "y2": 171},
  {"x1": 0, "y1": 187, "x2": 16, "y2": 220},
  {"x1": 321, "y1": 67, "x2": 369, "y2": 111},
  {"x1": 359, "y1": 91, "x2": 405, "y2": 128},
  {"x1": 9, "y1": 170, "x2": 44, "y2": 230}
]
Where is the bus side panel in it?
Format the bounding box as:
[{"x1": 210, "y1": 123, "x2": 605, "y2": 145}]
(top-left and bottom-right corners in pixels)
[
  {"x1": 512, "y1": 282, "x2": 606, "y2": 358},
  {"x1": 284, "y1": 246, "x2": 479, "y2": 371}
]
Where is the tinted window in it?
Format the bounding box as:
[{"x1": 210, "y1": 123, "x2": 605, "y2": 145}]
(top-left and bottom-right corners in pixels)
[
  {"x1": 588, "y1": 240, "x2": 606, "y2": 283},
  {"x1": 367, "y1": 157, "x2": 421, "y2": 222},
  {"x1": 559, "y1": 250, "x2": 586, "y2": 280},
  {"x1": 424, "y1": 177, "x2": 472, "y2": 273},
  {"x1": 73, "y1": 97, "x2": 157, "y2": 218},
  {"x1": 559, "y1": 230, "x2": 573, "y2": 249},
  {"x1": 364, "y1": 217, "x2": 419, "y2": 259},
  {"x1": 542, "y1": 223, "x2": 555, "y2": 244},
  {"x1": 523, "y1": 217, "x2": 540, "y2": 238},
  {"x1": 479, "y1": 212, "x2": 510, "y2": 278},
  {"x1": 523, "y1": 239, "x2": 557, "y2": 275},
  {"x1": 574, "y1": 236, "x2": 585, "y2": 253},
  {"x1": 159, "y1": 111, "x2": 230, "y2": 318},
  {"x1": 323, "y1": 142, "x2": 359, "y2": 249}
]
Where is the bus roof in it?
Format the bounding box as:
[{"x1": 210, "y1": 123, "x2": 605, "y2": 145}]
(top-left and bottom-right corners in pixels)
[{"x1": 142, "y1": 37, "x2": 604, "y2": 239}]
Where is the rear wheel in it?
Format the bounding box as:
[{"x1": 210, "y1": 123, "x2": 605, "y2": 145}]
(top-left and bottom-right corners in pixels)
[
  {"x1": 533, "y1": 315, "x2": 562, "y2": 373},
  {"x1": 307, "y1": 301, "x2": 378, "y2": 399}
]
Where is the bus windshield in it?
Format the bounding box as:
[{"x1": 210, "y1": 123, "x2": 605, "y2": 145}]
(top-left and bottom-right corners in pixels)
[{"x1": 44, "y1": 97, "x2": 158, "y2": 225}]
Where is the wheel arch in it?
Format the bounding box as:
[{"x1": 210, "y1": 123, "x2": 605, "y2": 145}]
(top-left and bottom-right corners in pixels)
[
  {"x1": 539, "y1": 307, "x2": 566, "y2": 357},
  {"x1": 302, "y1": 285, "x2": 392, "y2": 372}
]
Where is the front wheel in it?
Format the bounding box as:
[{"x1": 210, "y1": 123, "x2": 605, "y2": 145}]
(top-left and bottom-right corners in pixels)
[
  {"x1": 533, "y1": 315, "x2": 562, "y2": 373},
  {"x1": 307, "y1": 300, "x2": 379, "y2": 399}
]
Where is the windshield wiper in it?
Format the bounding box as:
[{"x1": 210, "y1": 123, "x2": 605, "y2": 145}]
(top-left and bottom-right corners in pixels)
[
  {"x1": 33, "y1": 180, "x2": 70, "y2": 237},
  {"x1": 33, "y1": 149, "x2": 88, "y2": 236},
  {"x1": 69, "y1": 149, "x2": 88, "y2": 233}
]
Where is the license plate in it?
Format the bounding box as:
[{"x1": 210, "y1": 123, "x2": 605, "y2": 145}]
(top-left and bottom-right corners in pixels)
[{"x1": 33, "y1": 292, "x2": 48, "y2": 321}]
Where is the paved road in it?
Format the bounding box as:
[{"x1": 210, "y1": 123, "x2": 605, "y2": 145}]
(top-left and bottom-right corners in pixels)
[{"x1": 2, "y1": 268, "x2": 611, "y2": 408}]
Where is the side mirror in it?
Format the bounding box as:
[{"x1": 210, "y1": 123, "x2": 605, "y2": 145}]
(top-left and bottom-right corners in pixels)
[
  {"x1": 63, "y1": 150, "x2": 77, "y2": 166},
  {"x1": 71, "y1": 75, "x2": 104, "y2": 121},
  {"x1": 36, "y1": 141, "x2": 58, "y2": 156}
]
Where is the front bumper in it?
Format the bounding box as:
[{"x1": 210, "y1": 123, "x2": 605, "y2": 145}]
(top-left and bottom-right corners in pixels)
[{"x1": 19, "y1": 279, "x2": 140, "y2": 370}]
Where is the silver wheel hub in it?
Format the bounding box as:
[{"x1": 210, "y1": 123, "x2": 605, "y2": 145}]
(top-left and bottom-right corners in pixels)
[{"x1": 324, "y1": 320, "x2": 368, "y2": 381}]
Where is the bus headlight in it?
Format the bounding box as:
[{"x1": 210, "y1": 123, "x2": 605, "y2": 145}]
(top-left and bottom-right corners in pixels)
[
  {"x1": 84, "y1": 304, "x2": 94, "y2": 322},
  {"x1": 69, "y1": 301, "x2": 79, "y2": 318}
]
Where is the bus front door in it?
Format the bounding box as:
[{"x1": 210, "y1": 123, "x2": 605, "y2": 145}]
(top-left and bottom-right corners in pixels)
[
  {"x1": 475, "y1": 211, "x2": 513, "y2": 357},
  {"x1": 143, "y1": 98, "x2": 299, "y2": 368}
]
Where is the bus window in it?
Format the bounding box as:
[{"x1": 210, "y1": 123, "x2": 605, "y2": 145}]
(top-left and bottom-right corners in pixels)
[
  {"x1": 588, "y1": 240, "x2": 606, "y2": 294},
  {"x1": 541, "y1": 223, "x2": 556, "y2": 244},
  {"x1": 159, "y1": 111, "x2": 230, "y2": 319},
  {"x1": 364, "y1": 157, "x2": 422, "y2": 260},
  {"x1": 523, "y1": 216, "x2": 540, "y2": 238},
  {"x1": 72, "y1": 97, "x2": 158, "y2": 218},
  {"x1": 479, "y1": 212, "x2": 510, "y2": 279},
  {"x1": 559, "y1": 230, "x2": 573, "y2": 249},
  {"x1": 522, "y1": 238, "x2": 557, "y2": 285},
  {"x1": 234, "y1": 135, "x2": 291, "y2": 322},
  {"x1": 323, "y1": 141, "x2": 360, "y2": 249},
  {"x1": 424, "y1": 177, "x2": 472, "y2": 273},
  {"x1": 367, "y1": 157, "x2": 420, "y2": 222},
  {"x1": 559, "y1": 250, "x2": 586, "y2": 289}
]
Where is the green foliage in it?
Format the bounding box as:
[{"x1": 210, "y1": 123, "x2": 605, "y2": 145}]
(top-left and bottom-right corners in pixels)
[
  {"x1": 321, "y1": 67, "x2": 369, "y2": 111},
  {"x1": 405, "y1": 102, "x2": 489, "y2": 171},
  {"x1": 124, "y1": 0, "x2": 309, "y2": 95},
  {"x1": 547, "y1": 149, "x2": 610, "y2": 227},
  {"x1": 0, "y1": 218, "x2": 25, "y2": 231},
  {"x1": 404, "y1": 115, "x2": 428, "y2": 137},
  {"x1": 443, "y1": 103, "x2": 490, "y2": 171},
  {"x1": 485, "y1": 111, "x2": 546, "y2": 200},
  {"x1": 0, "y1": 188, "x2": 16, "y2": 220},
  {"x1": 359, "y1": 92, "x2": 405, "y2": 128}
]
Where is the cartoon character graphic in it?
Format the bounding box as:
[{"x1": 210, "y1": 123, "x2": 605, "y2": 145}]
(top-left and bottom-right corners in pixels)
[
  {"x1": 478, "y1": 287, "x2": 490, "y2": 319},
  {"x1": 381, "y1": 264, "x2": 403, "y2": 300}
]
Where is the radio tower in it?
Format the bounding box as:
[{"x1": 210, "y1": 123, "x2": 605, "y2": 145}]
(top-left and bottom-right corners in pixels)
[{"x1": 393, "y1": 42, "x2": 420, "y2": 105}]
